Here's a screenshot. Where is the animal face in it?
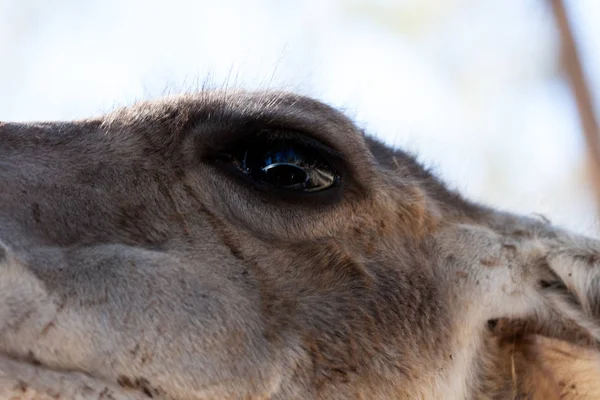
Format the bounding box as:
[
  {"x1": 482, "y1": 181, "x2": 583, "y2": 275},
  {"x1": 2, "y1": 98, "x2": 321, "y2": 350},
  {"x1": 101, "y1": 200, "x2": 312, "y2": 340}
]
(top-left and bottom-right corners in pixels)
[{"x1": 1, "y1": 91, "x2": 600, "y2": 399}]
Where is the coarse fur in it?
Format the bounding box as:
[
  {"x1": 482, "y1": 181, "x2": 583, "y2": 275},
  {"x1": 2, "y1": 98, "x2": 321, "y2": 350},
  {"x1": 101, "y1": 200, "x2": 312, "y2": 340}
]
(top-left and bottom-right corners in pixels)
[{"x1": 1, "y1": 90, "x2": 600, "y2": 399}]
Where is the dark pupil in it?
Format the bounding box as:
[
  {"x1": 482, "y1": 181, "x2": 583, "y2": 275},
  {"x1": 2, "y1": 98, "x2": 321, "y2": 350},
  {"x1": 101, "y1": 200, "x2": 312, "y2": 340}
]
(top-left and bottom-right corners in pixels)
[
  {"x1": 263, "y1": 163, "x2": 308, "y2": 187},
  {"x1": 241, "y1": 138, "x2": 337, "y2": 192}
]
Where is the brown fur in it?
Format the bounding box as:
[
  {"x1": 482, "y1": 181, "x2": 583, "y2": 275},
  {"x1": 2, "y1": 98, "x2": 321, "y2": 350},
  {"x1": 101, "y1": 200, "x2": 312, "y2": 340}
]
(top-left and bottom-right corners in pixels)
[{"x1": 1, "y1": 91, "x2": 600, "y2": 399}]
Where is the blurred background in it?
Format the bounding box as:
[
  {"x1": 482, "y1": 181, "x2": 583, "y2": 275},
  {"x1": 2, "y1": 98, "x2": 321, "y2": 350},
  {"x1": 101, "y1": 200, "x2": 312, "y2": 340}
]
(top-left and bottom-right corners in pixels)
[{"x1": 0, "y1": 0, "x2": 599, "y2": 234}]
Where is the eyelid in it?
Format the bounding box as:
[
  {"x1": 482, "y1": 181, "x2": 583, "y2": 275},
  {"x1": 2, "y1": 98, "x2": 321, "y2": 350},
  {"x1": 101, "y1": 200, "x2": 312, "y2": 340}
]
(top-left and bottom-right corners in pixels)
[
  {"x1": 205, "y1": 129, "x2": 345, "y2": 168},
  {"x1": 251, "y1": 130, "x2": 345, "y2": 160}
]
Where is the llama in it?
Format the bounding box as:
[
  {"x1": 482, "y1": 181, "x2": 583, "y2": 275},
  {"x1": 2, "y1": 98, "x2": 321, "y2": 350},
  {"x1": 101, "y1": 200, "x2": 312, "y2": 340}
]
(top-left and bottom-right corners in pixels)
[{"x1": 1, "y1": 91, "x2": 600, "y2": 399}]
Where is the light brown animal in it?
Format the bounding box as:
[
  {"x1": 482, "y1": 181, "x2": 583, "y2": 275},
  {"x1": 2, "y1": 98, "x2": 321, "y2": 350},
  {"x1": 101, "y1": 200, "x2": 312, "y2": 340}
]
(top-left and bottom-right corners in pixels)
[{"x1": 1, "y1": 91, "x2": 600, "y2": 399}]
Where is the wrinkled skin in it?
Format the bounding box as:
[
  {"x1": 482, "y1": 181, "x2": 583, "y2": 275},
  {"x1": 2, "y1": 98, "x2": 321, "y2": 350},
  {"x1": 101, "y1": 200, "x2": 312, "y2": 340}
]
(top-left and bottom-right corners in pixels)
[{"x1": 1, "y1": 91, "x2": 600, "y2": 399}]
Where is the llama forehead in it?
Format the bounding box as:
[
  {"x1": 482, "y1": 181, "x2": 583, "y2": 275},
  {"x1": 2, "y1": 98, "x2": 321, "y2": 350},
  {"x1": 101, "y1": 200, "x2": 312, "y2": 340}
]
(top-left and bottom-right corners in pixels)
[{"x1": 104, "y1": 91, "x2": 363, "y2": 140}]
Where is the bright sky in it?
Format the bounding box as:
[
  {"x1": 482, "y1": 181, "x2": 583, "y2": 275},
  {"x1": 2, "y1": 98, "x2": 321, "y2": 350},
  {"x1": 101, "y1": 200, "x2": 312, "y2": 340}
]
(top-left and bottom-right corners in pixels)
[{"x1": 0, "y1": 0, "x2": 599, "y2": 234}]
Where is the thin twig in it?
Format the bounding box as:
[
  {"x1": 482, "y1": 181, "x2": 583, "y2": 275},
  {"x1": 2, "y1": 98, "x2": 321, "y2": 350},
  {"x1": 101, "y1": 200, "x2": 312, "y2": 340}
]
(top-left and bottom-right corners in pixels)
[{"x1": 550, "y1": 0, "x2": 600, "y2": 217}]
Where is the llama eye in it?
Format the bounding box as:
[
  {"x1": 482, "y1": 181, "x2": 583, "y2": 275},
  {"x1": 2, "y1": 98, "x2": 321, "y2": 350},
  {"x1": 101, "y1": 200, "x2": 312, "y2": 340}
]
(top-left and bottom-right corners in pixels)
[{"x1": 235, "y1": 136, "x2": 339, "y2": 192}]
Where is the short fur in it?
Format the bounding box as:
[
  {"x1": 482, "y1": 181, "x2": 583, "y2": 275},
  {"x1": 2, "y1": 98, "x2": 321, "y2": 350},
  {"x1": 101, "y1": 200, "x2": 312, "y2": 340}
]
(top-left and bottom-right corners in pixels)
[{"x1": 1, "y1": 91, "x2": 600, "y2": 399}]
